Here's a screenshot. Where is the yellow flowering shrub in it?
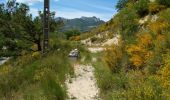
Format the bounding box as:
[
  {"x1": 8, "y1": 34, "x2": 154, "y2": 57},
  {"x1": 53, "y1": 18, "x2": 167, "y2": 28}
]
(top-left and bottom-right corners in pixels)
[
  {"x1": 104, "y1": 39, "x2": 123, "y2": 72},
  {"x1": 31, "y1": 44, "x2": 38, "y2": 51},
  {"x1": 69, "y1": 36, "x2": 81, "y2": 41},
  {"x1": 149, "y1": 3, "x2": 166, "y2": 14},
  {"x1": 127, "y1": 33, "x2": 153, "y2": 69},
  {"x1": 154, "y1": 34, "x2": 166, "y2": 51},
  {"x1": 34, "y1": 69, "x2": 45, "y2": 81},
  {"x1": 127, "y1": 45, "x2": 146, "y2": 55},
  {"x1": 0, "y1": 65, "x2": 11, "y2": 75},
  {"x1": 149, "y1": 21, "x2": 169, "y2": 34},
  {"x1": 121, "y1": 70, "x2": 164, "y2": 99},
  {"x1": 32, "y1": 51, "x2": 41, "y2": 59},
  {"x1": 16, "y1": 52, "x2": 40, "y2": 66},
  {"x1": 130, "y1": 54, "x2": 143, "y2": 67},
  {"x1": 16, "y1": 54, "x2": 33, "y2": 66},
  {"x1": 156, "y1": 52, "x2": 170, "y2": 99},
  {"x1": 34, "y1": 68, "x2": 51, "y2": 81},
  {"x1": 137, "y1": 33, "x2": 153, "y2": 46}
]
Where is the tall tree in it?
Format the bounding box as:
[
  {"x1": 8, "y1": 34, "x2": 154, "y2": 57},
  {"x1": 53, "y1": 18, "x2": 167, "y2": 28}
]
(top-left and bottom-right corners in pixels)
[
  {"x1": 0, "y1": 1, "x2": 64, "y2": 55},
  {"x1": 116, "y1": 0, "x2": 129, "y2": 11}
]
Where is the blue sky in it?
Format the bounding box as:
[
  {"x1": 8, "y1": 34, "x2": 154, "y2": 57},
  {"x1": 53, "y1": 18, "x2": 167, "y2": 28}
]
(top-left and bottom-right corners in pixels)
[{"x1": 0, "y1": 0, "x2": 118, "y2": 21}]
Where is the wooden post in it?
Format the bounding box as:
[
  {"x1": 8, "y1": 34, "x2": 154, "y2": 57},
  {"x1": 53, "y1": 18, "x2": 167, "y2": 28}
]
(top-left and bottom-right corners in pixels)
[{"x1": 43, "y1": 0, "x2": 50, "y2": 53}]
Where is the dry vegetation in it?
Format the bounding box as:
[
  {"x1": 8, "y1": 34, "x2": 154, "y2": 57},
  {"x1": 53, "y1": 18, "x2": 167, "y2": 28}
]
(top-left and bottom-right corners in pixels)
[{"x1": 90, "y1": 0, "x2": 170, "y2": 99}]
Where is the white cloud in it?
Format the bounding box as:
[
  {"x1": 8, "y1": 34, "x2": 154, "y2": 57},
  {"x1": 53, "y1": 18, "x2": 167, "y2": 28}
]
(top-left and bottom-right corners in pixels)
[
  {"x1": 83, "y1": 3, "x2": 114, "y2": 12},
  {"x1": 29, "y1": 8, "x2": 39, "y2": 17},
  {"x1": 53, "y1": 8, "x2": 113, "y2": 21},
  {"x1": 16, "y1": 0, "x2": 43, "y2": 5},
  {"x1": 28, "y1": 7, "x2": 112, "y2": 21}
]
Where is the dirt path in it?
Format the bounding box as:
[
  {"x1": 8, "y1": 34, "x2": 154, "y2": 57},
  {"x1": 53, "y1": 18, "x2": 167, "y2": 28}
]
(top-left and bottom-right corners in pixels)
[
  {"x1": 65, "y1": 64, "x2": 100, "y2": 100},
  {"x1": 88, "y1": 47, "x2": 104, "y2": 53}
]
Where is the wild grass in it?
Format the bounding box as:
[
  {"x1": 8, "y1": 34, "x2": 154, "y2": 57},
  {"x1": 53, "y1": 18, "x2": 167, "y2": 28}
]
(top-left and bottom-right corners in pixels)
[
  {"x1": 91, "y1": 52, "x2": 125, "y2": 100},
  {"x1": 91, "y1": 51, "x2": 168, "y2": 100},
  {"x1": 0, "y1": 40, "x2": 75, "y2": 100}
]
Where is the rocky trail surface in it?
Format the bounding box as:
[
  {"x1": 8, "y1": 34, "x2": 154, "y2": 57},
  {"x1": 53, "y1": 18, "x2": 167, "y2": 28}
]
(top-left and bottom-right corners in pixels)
[
  {"x1": 65, "y1": 35, "x2": 119, "y2": 100},
  {"x1": 65, "y1": 64, "x2": 100, "y2": 100}
]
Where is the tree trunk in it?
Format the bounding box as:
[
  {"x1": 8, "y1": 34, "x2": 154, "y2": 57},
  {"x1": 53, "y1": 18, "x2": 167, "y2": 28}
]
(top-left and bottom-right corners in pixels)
[
  {"x1": 36, "y1": 37, "x2": 41, "y2": 51},
  {"x1": 37, "y1": 41, "x2": 41, "y2": 51}
]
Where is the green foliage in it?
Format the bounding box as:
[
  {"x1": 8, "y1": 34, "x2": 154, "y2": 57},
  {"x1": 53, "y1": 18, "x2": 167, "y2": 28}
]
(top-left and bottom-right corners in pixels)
[
  {"x1": 116, "y1": 0, "x2": 129, "y2": 11},
  {"x1": 104, "y1": 43, "x2": 123, "y2": 73},
  {"x1": 0, "y1": 40, "x2": 75, "y2": 99},
  {"x1": 156, "y1": 0, "x2": 170, "y2": 7},
  {"x1": 127, "y1": 33, "x2": 153, "y2": 69},
  {"x1": 60, "y1": 16, "x2": 104, "y2": 32},
  {"x1": 92, "y1": 1, "x2": 170, "y2": 100},
  {"x1": 92, "y1": 56, "x2": 117, "y2": 99},
  {"x1": 41, "y1": 73, "x2": 66, "y2": 100},
  {"x1": 90, "y1": 37, "x2": 98, "y2": 43},
  {"x1": 156, "y1": 52, "x2": 170, "y2": 99},
  {"x1": 64, "y1": 29, "x2": 81, "y2": 40},
  {"x1": 0, "y1": 34, "x2": 5, "y2": 49},
  {"x1": 122, "y1": 75, "x2": 165, "y2": 100},
  {"x1": 0, "y1": 1, "x2": 63, "y2": 55},
  {"x1": 135, "y1": 0, "x2": 149, "y2": 17},
  {"x1": 149, "y1": 2, "x2": 166, "y2": 14},
  {"x1": 93, "y1": 53, "x2": 129, "y2": 100},
  {"x1": 114, "y1": 8, "x2": 139, "y2": 42},
  {"x1": 94, "y1": 59, "x2": 115, "y2": 90}
]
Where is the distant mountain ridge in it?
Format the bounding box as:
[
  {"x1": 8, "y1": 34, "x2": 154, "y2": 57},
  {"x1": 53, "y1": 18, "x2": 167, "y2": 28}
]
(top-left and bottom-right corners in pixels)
[{"x1": 56, "y1": 16, "x2": 105, "y2": 32}]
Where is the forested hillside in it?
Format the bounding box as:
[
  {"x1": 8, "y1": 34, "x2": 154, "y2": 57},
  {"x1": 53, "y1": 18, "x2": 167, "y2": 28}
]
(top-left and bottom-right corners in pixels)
[
  {"x1": 85, "y1": 0, "x2": 170, "y2": 99},
  {"x1": 56, "y1": 16, "x2": 105, "y2": 32}
]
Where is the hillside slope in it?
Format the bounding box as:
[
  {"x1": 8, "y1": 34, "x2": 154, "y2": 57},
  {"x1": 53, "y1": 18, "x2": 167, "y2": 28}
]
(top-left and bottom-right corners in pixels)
[
  {"x1": 83, "y1": 0, "x2": 170, "y2": 99},
  {"x1": 56, "y1": 16, "x2": 105, "y2": 32}
]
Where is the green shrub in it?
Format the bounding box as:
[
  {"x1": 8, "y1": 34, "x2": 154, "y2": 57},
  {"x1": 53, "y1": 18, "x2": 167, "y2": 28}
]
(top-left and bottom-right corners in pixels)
[
  {"x1": 156, "y1": 0, "x2": 170, "y2": 7},
  {"x1": 0, "y1": 42, "x2": 73, "y2": 99},
  {"x1": 149, "y1": 2, "x2": 166, "y2": 14},
  {"x1": 135, "y1": 0, "x2": 149, "y2": 17},
  {"x1": 104, "y1": 43, "x2": 123, "y2": 73},
  {"x1": 41, "y1": 73, "x2": 66, "y2": 100},
  {"x1": 90, "y1": 37, "x2": 98, "y2": 43},
  {"x1": 114, "y1": 8, "x2": 139, "y2": 41},
  {"x1": 156, "y1": 52, "x2": 170, "y2": 99},
  {"x1": 120, "y1": 71, "x2": 164, "y2": 100},
  {"x1": 92, "y1": 58, "x2": 116, "y2": 99},
  {"x1": 116, "y1": 0, "x2": 129, "y2": 11}
]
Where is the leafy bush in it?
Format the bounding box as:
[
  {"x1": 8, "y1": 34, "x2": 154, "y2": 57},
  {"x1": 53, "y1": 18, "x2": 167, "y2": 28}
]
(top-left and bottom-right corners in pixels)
[
  {"x1": 122, "y1": 75, "x2": 164, "y2": 100},
  {"x1": 156, "y1": 0, "x2": 170, "y2": 7},
  {"x1": 104, "y1": 42, "x2": 123, "y2": 73},
  {"x1": 114, "y1": 8, "x2": 139, "y2": 42},
  {"x1": 41, "y1": 72, "x2": 66, "y2": 100},
  {"x1": 149, "y1": 21, "x2": 168, "y2": 35},
  {"x1": 149, "y1": 2, "x2": 166, "y2": 14},
  {"x1": 116, "y1": 0, "x2": 129, "y2": 11},
  {"x1": 93, "y1": 57, "x2": 127, "y2": 100},
  {"x1": 69, "y1": 35, "x2": 81, "y2": 41},
  {"x1": 0, "y1": 42, "x2": 74, "y2": 99},
  {"x1": 95, "y1": 62, "x2": 115, "y2": 91},
  {"x1": 156, "y1": 52, "x2": 170, "y2": 99},
  {"x1": 135, "y1": 0, "x2": 149, "y2": 17},
  {"x1": 94, "y1": 1, "x2": 170, "y2": 100},
  {"x1": 127, "y1": 33, "x2": 153, "y2": 69},
  {"x1": 90, "y1": 37, "x2": 98, "y2": 43},
  {"x1": 64, "y1": 29, "x2": 81, "y2": 40}
]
